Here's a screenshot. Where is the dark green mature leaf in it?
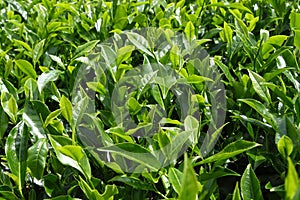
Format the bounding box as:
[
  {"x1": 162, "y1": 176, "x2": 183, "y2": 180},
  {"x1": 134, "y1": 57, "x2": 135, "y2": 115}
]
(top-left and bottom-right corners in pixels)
[
  {"x1": 0, "y1": 191, "x2": 20, "y2": 200},
  {"x1": 44, "y1": 174, "x2": 63, "y2": 197},
  {"x1": 179, "y1": 154, "x2": 201, "y2": 200},
  {"x1": 27, "y1": 138, "x2": 48, "y2": 180},
  {"x1": 214, "y1": 58, "x2": 235, "y2": 83},
  {"x1": 196, "y1": 140, "x2": 261, "y2": 165},
  {"x1": 241, "y1": 164, "x2": 263, "y2": 200},
  {"x1": 5, "y1": 122, "x2": 28, "y2": 196}
]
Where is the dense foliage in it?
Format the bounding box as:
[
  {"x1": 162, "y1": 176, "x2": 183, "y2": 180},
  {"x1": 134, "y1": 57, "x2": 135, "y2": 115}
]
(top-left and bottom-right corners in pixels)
[{"x1": 0, "y1": 0, "x2": 300, "y2": 199}]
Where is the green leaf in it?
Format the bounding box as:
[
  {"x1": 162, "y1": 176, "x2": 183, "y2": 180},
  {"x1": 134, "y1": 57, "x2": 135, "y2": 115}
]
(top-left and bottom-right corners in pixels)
[
  {"x1": 96, "y1": 143, "x2": 161, "y2": 172},
  {"x1": 5, "y1": 122, "x2": 28, "y2": 196},
  {"x1": 73, "y1": 40, "x2": 100, "y2": 60},
  {"x1": 49, "y1": 55, "x2": 65, "y2": 68},
  {"x1": 57, "y1": 145, "x2": 91, "y2": 179},
  {"x1": 24, "y1": 78, "x2": 39, "y2": 100},
  {"x1": 241, "y1": 164, "x2": 263, "y2": 200},
  {"x1": 33, "y1": 39, "x2": 45, "y2": 66},
  {"x1": 79, "y1": 176, "x2": 118, "y2": 200},
  {"x1": 220, "y1": 21, "x2": 233, "y2": 46},
  {"x1": 127, "y1": 97, "x2": 141, "y2": 115},
  {"x1": 238, "y1": 99, "x2": 277, "y2": 129},
  {"x1": 263, "y1": 82, "x2": 293, "y2": 109},
  {"x1": 109, "y1": 175, "x2": 155, "y2": 191},
  {"x1": 60, "y1": 95, "x2": 73, "y2": 125},
  {"x1": 37, "y1": 70, "x2": 62, "y2": 93},
  {"x1": 49, "y1": 135, "x2": 91, "y2": 179},
  {"x1": 44, "y1": 109, "x2": 62, "y2": 128},
  {"x1": 23, "y1": 101, "x2": 46, "y2": 140},
  {"x1": 184, "y1": 21, "x2": 195, "y2": 42},
  {"x1": 27, "y1": 138, "x2": 48, "y2": 180},
  {"x1": 44, "y1": 174, "x2": 63, "y2": 197},
  {"x1": 214, "y1": 58, "x2": 235, "y2": 83},
  {"x1": 196, "y1": 140, "x2": 261, "y2": 165},
  {"x1": 262, "y1": 35, "x2": 288, "y2": 58},
  {"x1": 285, "y1": 157, "x2": 300, "y2": 200},
  {"x1": 170, "y1": 44, "x2": 181, "y2": 67},
  {"x1": 294, "y1": 30, "x2": 300, "y2": 50},
  {"x1": 232, "y1": 182, "x2": 241, "y2": 200},
  {"x1": 116, "y1": 45, "x2": 135, "y2": 66},
  {"x1": 199, "y1": 166, "x2": 240, "y2": 181},
  {"x1": 15, "y1": 60, "x2": 37, "y2": 79},
  {"x1": 1, "y1": 92, "x2": 18, "y2": 124},
  {"x1": 290, "y1": 12, "x2": 300, "y2": 30},
  {"x1": 126, "y1": 32, "x2": 154, "y2": 57},
  {"x1": 179, "y1": 154, "x2": 201, "y2": 200},
  {"x1": 186, "y1": 75, "x2": 213, "y2": 84},
  {"x1": 277, "y1": 135, "x2": 293, "y2": 159},
  {"x1": 113, "y1": 4, "x2": 128, "y2": 30},
  {"x1": 0, "y1": 106, "x2": 8, "y2": 139},
  {"x1": 0, "y1": 191, "x2": 20, "y2": 200},
  {"x1": 168, "y1": 167, "x2": 183, "y2": 195},
  {"x1": 151, "y1": 84, "x2": 165, "y2": 110},
  {"x1": 248, "y1": 70, "x2": 271, "y2": 104}
]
